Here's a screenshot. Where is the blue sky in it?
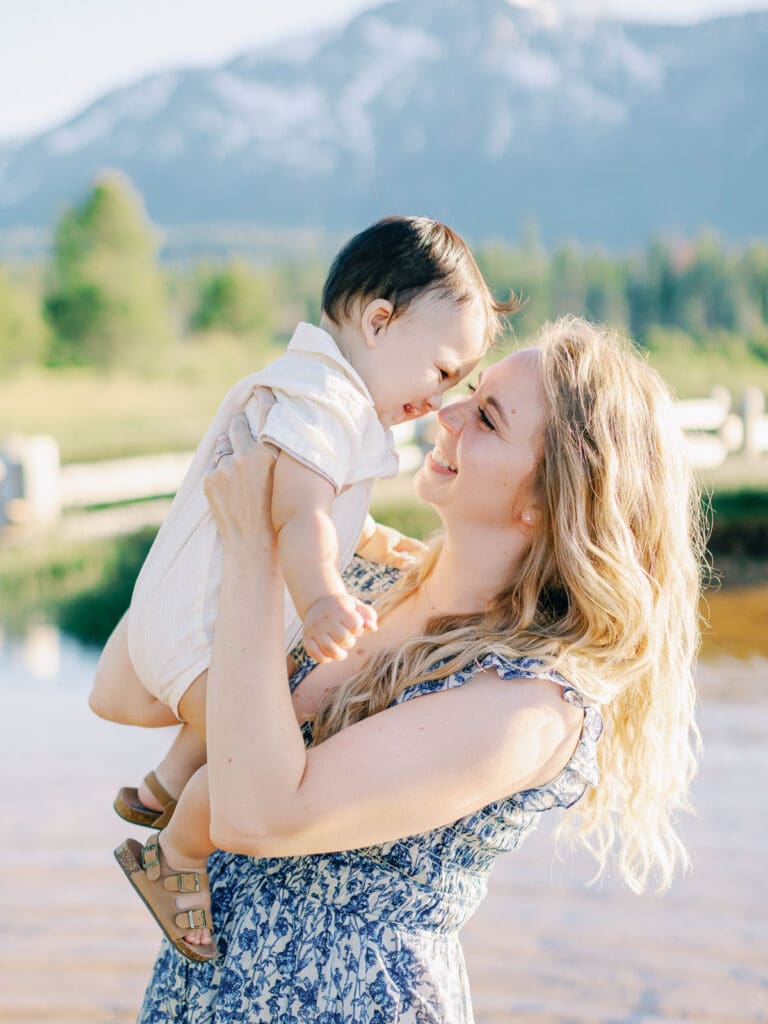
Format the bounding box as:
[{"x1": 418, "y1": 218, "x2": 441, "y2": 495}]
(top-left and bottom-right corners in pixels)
[{"x1": 2, "y1": 0, "x2": 766, "y2": 141}]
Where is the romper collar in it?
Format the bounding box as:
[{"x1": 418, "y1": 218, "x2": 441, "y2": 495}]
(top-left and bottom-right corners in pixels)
[{"x1": 286, "y1": 322, "x2": 375, "y2": 406}]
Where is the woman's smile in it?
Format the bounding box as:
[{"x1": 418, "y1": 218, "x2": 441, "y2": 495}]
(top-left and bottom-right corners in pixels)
[{"x1": 427, "y1": 447, "x2": 458, "y2": 475}]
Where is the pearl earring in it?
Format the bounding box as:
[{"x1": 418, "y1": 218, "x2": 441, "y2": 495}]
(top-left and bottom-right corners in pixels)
[{"x1": 522, "y1": 512, "x2": 533, "y2": 524}]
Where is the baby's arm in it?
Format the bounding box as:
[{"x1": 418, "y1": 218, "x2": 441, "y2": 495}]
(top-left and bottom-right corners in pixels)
[
  {"x1": 355, "y1": 514, "x2": 428, "y2": 569},
  {"x1": 272, "y1": 454, "x2": 377, "y2": 662}
]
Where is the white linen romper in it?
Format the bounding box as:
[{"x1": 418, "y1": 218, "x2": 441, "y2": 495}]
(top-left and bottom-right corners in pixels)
[{"x1": 126, "y1": 323, "x2": 399, "y2": 716}]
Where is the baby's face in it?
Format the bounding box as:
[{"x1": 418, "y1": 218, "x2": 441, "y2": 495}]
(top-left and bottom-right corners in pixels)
[{"x1": 364, "y1": 295, "x2": 487, "y2": 428}]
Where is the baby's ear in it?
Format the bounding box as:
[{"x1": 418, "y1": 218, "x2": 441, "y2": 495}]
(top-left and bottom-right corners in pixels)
[{"x1": 361, "y1": 298, "x2": 394, "y2": 347}]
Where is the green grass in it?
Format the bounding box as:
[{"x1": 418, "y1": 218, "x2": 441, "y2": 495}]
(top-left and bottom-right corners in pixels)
[
  {"x1": 709, "y1": 489, "x2": 768, "y2": 519},
  {"x1": 2, "y1": 335, "x2": 768, "y2": 462},
  {"x1": 0, "y1": 335, "x2": 282, "y2": 462},
  {"x1": 369, "y1": 500, "x2": 441, "y2": 543},
  {"x1": 645, "y1": 340, "x2": 768, "y2": 400}
]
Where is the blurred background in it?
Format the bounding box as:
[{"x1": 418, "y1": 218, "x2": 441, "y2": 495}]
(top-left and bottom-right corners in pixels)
[{"x1": 0, "y1": 1, "x2": 766, "y2": 1022}]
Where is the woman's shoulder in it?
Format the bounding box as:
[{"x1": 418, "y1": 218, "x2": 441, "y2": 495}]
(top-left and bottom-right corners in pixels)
[
  {"x1": 482, "y1": 653, "x2": 604, "y2": 803},
  {"x1": 393, "y1": 650, "x2": 604, "y2": 803}
]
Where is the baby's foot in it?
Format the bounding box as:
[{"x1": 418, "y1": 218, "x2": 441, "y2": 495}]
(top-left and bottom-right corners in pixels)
[{"x1": 158, "y1": 832, "x2": 213, "y2": 948}]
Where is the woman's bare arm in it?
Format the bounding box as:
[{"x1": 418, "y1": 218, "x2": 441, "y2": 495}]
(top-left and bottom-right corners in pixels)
[
  {"x1": 209, "y1": 669, "x2": 582, "y2": 858},
  {"x1": 204, "y1": 413, "x2": 583, "y2": 859}
]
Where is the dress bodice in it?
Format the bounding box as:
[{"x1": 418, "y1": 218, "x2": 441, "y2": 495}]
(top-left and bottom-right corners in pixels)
[{"x1": 278, "y1": 559, "x2": 604, "y2": 935}]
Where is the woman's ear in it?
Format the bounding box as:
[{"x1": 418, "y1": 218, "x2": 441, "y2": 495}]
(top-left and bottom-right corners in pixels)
[
  {"x1": 519, "y1": 507, "x2": 540, "y2": 529},
  {"x1": 361, "y1": 298, "x2": 395, "y2": 348}
]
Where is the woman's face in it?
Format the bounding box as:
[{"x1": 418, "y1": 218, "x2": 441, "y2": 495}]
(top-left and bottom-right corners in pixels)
[{"x1": 414, "y1": 348, "x2": 547, "y2": 530}]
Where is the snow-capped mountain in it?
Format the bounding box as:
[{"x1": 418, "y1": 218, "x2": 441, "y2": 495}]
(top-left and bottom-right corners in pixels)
[{"x1": 1, "y1": 0, "x2": 766, "y2": 245}]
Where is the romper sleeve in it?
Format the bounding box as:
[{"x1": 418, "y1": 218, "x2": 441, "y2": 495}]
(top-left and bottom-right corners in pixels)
[
  {"x1": 252, "y1": 350, "x2": 376, "y2": 495},
  {"x1": 258, "y1": 394, "x2": 361, "y2": 495}
]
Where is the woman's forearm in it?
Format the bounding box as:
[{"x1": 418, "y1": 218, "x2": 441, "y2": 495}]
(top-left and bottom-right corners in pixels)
[{"x1": 206, "y1": 530, "x2": 308, "y2": 846}]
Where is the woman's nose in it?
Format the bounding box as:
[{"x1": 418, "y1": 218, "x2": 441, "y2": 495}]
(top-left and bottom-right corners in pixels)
[
  {"x1": 426, "y1": 392, "x2": 443, "y2": 412},
  {"x1": 437, "y1": 399, "x2": 463, "y2": 434}
]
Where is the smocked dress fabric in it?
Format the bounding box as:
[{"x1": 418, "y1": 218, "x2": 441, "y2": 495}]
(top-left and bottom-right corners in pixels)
[{"x1": 137, "y1": 560, "x2": 604, "y2": 1024}]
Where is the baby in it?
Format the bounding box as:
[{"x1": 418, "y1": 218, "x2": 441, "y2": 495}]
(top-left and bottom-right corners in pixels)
[{"x1": 101, "y1": 216, "x2": 509, "y2": 959}]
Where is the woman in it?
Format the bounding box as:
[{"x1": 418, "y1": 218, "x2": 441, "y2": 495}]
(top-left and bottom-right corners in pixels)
[{"x1": 136, "y1": 316, "x2": 704, "y2": 1022}]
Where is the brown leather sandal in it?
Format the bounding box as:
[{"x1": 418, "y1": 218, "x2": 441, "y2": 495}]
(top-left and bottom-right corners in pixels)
[
  {"x1": 114, "y1": 833, "x2": 218, "y2": 963},
  {"x1": 114, "y1": 771, "x2": 177, "y2": 829}
]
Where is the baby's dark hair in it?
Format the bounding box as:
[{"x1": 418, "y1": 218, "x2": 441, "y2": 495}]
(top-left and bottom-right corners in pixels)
[{"x1": 322, "y1": 216, "x2": 520, "y2": 346}]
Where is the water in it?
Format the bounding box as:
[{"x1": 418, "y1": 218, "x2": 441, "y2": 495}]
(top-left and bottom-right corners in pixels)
[
  {"x1": 2, "y1": 626, "x2": 766, "y2": 1023},
  {"x1": 0, "y1": 622, "x2": 99, "y2": 690}
]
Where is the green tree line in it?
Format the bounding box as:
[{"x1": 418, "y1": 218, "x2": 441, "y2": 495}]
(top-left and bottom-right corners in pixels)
[{"x1": 1, "y1": 172, "x2": 768, "y2": 376}]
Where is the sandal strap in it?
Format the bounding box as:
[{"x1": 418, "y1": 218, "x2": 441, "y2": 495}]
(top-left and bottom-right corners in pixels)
[
  {"x1": 143, "y1": 771, "x2": 175, "y2": 809},
  {"x1": 151, "y1": 801, "x2": 177, "y2": 830},
  {"x1": 141, "y1": 835, "x2": 161, "y2": 881},
  {"x1": 140, "y1": 835, "x2": 209, "y2": 892},
  {"x1": 174, "y1": 908, "x2": 210, "y2": 930},
  {"x1": 134, "y1": 772, "x2": 177, "y2": 830},
  {"x1": 164, "y1": 872, "x2": 204, "y2": 893}
]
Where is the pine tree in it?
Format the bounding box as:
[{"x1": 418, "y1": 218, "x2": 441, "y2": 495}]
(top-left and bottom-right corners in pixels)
[
  {"x1": 191, "y1": 259, "x2": 275, "y2": 339},
  {"x1": 44, "y1": 172, "x2": 173, "y2": 368},
  {"x1": 0, "y1": 267, "x2": 50, "y2": 375}
]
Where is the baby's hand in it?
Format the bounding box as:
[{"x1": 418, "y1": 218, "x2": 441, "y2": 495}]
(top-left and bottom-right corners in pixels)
[
  {"x1": 302, "y1": 593, "x2": 378, "y2": 663},
  {"x1": 356, "y1": 520, "x2": 427, "y2": 570}
]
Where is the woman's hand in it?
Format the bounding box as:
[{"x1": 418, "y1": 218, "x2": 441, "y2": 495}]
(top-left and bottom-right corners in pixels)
[{"x1": 203, "y1": 410, "x2": 277, "y2": 543}]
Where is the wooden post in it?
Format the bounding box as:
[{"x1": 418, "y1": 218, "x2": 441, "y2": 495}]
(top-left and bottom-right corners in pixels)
[
  {"x1": 0, "y1": 435, "x2": 62, "y2": 528},
  {"x1": 741, "y1": 387, "x2": 766, "y2": 456}
]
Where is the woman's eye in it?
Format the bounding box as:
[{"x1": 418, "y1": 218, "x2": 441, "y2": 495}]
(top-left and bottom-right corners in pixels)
[
  {"x1": 438, "y1": 367, "x2": 450, "y2": 381},
  {"x1": 479, "y1": 407, "x2": 495, "y2": 430},
  {"x1": 466, "y1": 383, "x2": 493, "y2": 429}
]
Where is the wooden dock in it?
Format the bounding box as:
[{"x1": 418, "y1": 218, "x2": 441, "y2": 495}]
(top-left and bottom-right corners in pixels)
[{"x1": 1, "y1": 659, "x2": 765, "y2": 1023}]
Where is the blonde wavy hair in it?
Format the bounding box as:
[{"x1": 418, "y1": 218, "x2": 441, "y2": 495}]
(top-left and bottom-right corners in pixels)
[{"x1": 312, "y1": 316, "x2": 707, "y2": 894}]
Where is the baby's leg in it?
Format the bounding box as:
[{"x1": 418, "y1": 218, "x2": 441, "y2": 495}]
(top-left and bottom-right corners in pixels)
[
  {"x1": 89, "y1": 612, "x2": 178, "y2": 728},
  {"x1": 136, "y1": 723, "x2": 207, "y2": 813},
  {"x1": 157, "y1": 766, "x2": 216, "y2": 948},
  {"x1": 134, "y1": 671, "x2": 209, "y2": 812},
  {"x1": 177, "y1": 668, "x2": 208, "y2": 739},
  {"x1": 90, "y1": 613, "x2": 210, "y2": 812}
]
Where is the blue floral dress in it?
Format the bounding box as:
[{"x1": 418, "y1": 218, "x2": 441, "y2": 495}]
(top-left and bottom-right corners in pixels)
[{"x1": 138, "y1": 560, "x2": 604, "y2": 1024}]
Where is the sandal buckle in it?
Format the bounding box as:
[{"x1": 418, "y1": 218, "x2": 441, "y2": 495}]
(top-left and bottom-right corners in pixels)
[
  {"x1": 178, "y1": 872, "x2": 200, "y2": 893},
  {"x1": 141, "y1": 845, "x2": 160, "y2": 870},
  {"x1": 188, "y1": 909, "x2": 208, "y2": 928}
]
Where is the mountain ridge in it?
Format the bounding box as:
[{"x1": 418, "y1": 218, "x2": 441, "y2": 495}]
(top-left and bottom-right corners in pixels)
[{"x1": 1, "y1": 0, "x2": 765, "y2": 246}]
